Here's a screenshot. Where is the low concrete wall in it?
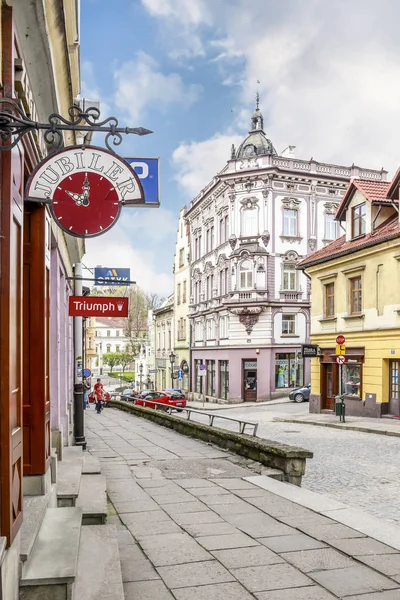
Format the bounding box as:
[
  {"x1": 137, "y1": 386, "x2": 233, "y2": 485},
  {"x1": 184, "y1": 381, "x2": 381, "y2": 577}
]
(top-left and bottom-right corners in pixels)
[{"x1": 107, "y1": 401, "x2": 313, "y2": 486}]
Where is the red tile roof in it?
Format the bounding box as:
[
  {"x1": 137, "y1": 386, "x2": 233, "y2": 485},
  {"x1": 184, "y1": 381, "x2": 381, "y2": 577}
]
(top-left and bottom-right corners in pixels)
[
  {"x1": 336, "y1": 180, "x2": 392, "y2": 220},
  {"x1": 299, "y1": 215, "x2": 400, "y2": 269}
]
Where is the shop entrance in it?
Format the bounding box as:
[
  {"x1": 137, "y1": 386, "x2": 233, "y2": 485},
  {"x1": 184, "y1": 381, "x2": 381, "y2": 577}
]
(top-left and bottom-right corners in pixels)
[
  {"x1": 322, "y1": 363, "x2": 339, "y2": 410},
  {"x1": 243, "y1": 360, "x2": 257, "y2": 402}
]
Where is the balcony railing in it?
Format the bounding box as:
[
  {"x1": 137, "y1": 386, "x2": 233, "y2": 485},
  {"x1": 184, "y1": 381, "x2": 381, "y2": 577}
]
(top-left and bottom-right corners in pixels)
[{"x1": 279, "y1": 290, "x2": 303, "y2": 301}]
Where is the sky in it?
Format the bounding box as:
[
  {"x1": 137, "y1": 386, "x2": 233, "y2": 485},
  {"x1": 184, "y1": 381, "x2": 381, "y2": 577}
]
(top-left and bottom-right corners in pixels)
[{"x1": 81, "y1": 0, "x2": 400, "y2": 294}]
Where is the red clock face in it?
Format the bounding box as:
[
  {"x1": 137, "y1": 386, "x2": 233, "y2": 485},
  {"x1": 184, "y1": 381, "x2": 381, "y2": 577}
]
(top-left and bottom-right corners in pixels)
[{"x1": 51, "y1": 171, "x2": 121, "y2": 237}]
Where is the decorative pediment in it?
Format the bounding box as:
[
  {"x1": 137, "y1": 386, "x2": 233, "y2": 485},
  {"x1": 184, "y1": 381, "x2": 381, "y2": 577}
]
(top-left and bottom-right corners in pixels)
[
  {"x1": 282, "y1": 250, "x2": 300, "y2": 263},
  {"x1": 324, "y1": 201, "x2": 339, "y2": 215},
  {"x1": 281, "y1": 197, "x2": 301, "y2": 210},
  {"x1": 217, "y1": 253, "x2": 228, "y2": 267},
  {"x1": 204, "y1": 261, "x2": 213, "y2": 273},
  {"x1": 240, "y1": 196, "x2": 259, "y2": 210},
  {"x1": 229, "y1": 307, "x2": 263, "y2": 336},
  {"x1": 192, "y1": 268, "x2": 202, "y2": 280}
]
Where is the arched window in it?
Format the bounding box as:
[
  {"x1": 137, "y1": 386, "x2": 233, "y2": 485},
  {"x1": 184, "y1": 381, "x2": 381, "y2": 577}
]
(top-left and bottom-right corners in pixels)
[{"x1": 239, "y1": 260, "x2": 253, "y2": 289}]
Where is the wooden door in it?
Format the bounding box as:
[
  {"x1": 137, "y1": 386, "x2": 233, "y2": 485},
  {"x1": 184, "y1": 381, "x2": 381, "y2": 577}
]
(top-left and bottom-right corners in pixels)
[
  {"x1": 244, "y1": 370, "x2": 257, "y2": 402},
  {"x1": 0, "y1": 5, "x2": 24, "y2": 546},
  {"x1": 23, "y1": 204, "x2": 51, "y2": 474},
  {"x1": 322, "y1": 363, "x2": 338, "y2": 411}
]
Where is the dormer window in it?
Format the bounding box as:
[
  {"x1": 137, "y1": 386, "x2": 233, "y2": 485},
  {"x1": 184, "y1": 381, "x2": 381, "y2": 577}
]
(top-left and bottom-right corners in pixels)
[{"x1": 351, "y1": 203, "x2": 366, "y2": 238}]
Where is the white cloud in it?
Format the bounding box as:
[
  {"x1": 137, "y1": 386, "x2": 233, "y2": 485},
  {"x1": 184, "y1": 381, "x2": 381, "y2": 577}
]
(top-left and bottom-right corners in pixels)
[
  {"x1": 119, "y1": 207, "x2": 177, "y2": 242},
  {"x1": 141, "y1": 0, "x2": 211, "y2": 27},
  {"x1": 172, "y1": 133, "x2": 243, "y2": 197},
  {"x1": 114, "y1": 52, "x2": 203, "y2": 123},
  {"x1": 83, "y1": 220, "x2": 173, "y2": 294}
]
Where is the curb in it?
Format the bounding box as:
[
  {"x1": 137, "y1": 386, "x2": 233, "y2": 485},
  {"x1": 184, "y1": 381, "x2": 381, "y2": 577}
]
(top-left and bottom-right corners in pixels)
[
  {"x1": 274, "y1": 417, "x2": 400, "y2": 438},
  {"x1": 187, "y1": 399, "x2": 292, "y2": 411}
]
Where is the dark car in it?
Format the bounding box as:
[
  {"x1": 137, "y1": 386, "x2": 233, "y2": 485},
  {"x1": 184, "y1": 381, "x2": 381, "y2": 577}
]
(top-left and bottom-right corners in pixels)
[{"x1": 289, "y1": 383, "x2": 311, "y2": 403}]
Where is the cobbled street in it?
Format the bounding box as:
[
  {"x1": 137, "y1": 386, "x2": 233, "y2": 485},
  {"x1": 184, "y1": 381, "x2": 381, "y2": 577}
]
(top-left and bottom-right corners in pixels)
[{"x1": 178, "y1": 404, "x2": 400, "y2": 525}]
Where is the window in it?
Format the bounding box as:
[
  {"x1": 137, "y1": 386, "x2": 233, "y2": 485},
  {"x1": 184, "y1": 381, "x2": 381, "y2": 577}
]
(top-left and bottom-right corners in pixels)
[
  {"x1": 325, "y1": 283, "x2": 335, "y2": 318},
  {"x1": 88, "y1": 337, "x2": 92, "y2": 349},
  {"x1": 275, "y1": 353, "x2": 303, "y2": 388},
  {"x1": 389, "y1": 360, "x2": 399, "y2": 402},
  {"x1": 157, "y1": 332, "x2": 161, "y2": 350},
  {"x1": 242, "y1": 208, "x2": 258, "y2": 236},
  {"x1": 179, "y1": 248, "x2": 184, "y2": 266},
  {"x1": 352, "y1": 203, "x2": 366, "y2": 238},
  {"x1": 95, "y1": 330, "x2": 98, "y2": 337},
  {"x1": 195, "y1": 321, "x2": 203, "y2": 342},
  {"x1": 194, "y1": 235, "x2": 202, "y2": 260},
  {"x1": 350, "y1": 276, "x2": 362, "y2": 315},
  {"x1": 219, "y1": 268, "x2": 228, "y2": 296},
  {"x1": 195, "y1": 359, "x2": 204, "y2": 393},
  {"x1": 168, "y1": 329, "x2": 171, "y2": 349},
  {"x1": 182, "y1": 280, "x2": 187, "y2": 303},
  {"x1": 107, "y1": 330, "x2": 111, "y2": 337},
  {"x1": 177, "y1": 317, "x2": 186, "y2": 341},
  {"x1": 206, "y1": 360, "x2": 216, "y2": 396},
  {"x1": 206, "y1": 225, "x2": 214, "y2": 253},
  {"x1": 325, "y1": 213, "x2": 337, "y2": 240},
  {"x1": 96, "y1": 344, "x2": 99, "y2": 353},
  {"x1": 194, "y1": 281, "x2": 201, "y2": 304},
  {"x1": 206, "y1": 275, "x2": 214, "y2": 300},
  {"x1": 283, "y1": 209, "x2": 297, "y2": 236},
  {"x1": 342, "y1": 363, "x2": 361, "y2": 398},
  {"x1": 177, "y1": 283, "x2": 181, "y2": 305},
  {"x1": 282, "y1": 314, "x2": 295, "y2": 335},
  {"x1": 116, "y1": 345, "x2": 120, "y2": 352},
  {"x1": 240, "y1": 260, "x2": 253, "y2": 289},
  {"x1": 116, "y1": 330, "x2": 120, "y2": 337},
  {"x1": 219, "y1": 361, "x2": 229, "y2": 400},
  {"x1": 206, "y1": 319, "x2": 215, "y2": 340},
  {"x1": 106, "y1": 344, "x2": 111, "y2": 352},
  {"x1": 219, "y1": 315, "x2": 229, "y2": 339},
  {"x1": 283, "y1": 263, "x2": 296, "y2": 291},
  {"x1": 219, "y1": 215, "x2": 229, "y2": 244}
]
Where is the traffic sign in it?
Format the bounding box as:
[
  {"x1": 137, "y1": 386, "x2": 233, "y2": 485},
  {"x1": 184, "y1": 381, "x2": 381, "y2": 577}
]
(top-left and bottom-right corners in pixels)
[
  {"x1": 336, "y1": 344, "x2": 346, "y2": 355},
  {"x1": 177, "y1": 369, "x2": 183, "y2": 379},
  {"x1": 336, "y1": 355, "x2": 346, "y2": 365},
  {"x1": 83, "y1": 368, "x2": 91, "y2": 377},
  {"x1": 199, "y1": 364, "x2": 206, "y2": 370},
  {"x1": 336, "y1": 335, "x2": 346, "y2": 345}
]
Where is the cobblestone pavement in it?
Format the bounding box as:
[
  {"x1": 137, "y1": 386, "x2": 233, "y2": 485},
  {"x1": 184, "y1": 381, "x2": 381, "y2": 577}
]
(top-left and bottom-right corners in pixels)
[
  {"x1": 86, "y1": 409, "x2": 400, "y2": 600},
  {"x1": 175, "y1": 405, "x2": 400, "y2": 525}
]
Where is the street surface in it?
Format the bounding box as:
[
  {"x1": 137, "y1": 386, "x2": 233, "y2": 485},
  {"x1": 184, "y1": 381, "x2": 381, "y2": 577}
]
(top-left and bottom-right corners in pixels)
[{"x1": 178, "y1": 403, "x2": 400, "y2": 525}]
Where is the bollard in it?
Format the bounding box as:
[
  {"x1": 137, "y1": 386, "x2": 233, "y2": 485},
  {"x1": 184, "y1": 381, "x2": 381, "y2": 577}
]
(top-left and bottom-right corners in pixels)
[{"x1": 335, "y1": 395, "x2": 346, "y2": 423}]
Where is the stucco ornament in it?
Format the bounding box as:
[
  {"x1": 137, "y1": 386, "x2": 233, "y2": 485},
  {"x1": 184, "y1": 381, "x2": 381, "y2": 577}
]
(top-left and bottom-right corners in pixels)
[
  {"x1": 230, "y1": 307, "x2": 263, "y2": 335},
  {"x1": 229, "y1": 234, "x2": 237, "y2": 251},
  {"x1": 261, "y1": 231, "x2": 270, "y2": 247}
]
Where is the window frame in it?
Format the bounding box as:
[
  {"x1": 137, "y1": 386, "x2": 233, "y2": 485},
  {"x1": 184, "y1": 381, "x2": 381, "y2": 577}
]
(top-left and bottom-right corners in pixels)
[
  {"x1": 325, "y1": 282, "x2": 335, "y2": 318},
  {"x1": 351, "y1": 203, "x2": 366, "y2": 239},
  {"x1": 282, "y1": 263, "x2": 296, "y2": 291},
  {"x1": 324, "y1": 212, "x2": 337, "y2": 241},
  {"x1": 283, "y1": 208, "x2": 298, "y2": 237},
  {"x1": 349, "y1": 275, "x2": 362, "y2": 315},
  {"x1": 282, "y1": 314, "x2": 296, "y2": 336},
  {"x1": 239, "y1": 260, "x2": 253, "y2": 290}
]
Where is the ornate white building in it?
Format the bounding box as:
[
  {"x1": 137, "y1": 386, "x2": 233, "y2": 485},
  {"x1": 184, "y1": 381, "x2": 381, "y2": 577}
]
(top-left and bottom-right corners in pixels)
[{"x1": 186, "y1": 96, "x2": 386, "y2": 403}]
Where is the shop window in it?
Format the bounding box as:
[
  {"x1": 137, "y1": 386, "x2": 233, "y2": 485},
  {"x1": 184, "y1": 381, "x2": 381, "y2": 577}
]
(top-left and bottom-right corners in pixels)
[
  {"x1": 342, "y1": 363, "x2": 362, "y2": 398},
  {"x1": 206, "y1": 360, "x2": 216, "y2": 396},
  {"x1": 351, "y1": 203, "x2": 366, "y2": 238},
  {"x1": 349, "y1": 276, "x2": 362, "y2": 315},
  {"x1": 219, "y1": 361, "x2": 229, "y2": 400},
  {"x1": 240, "y1": 260, "x2": 253, "y2": 289},
  {"x1": 195, "y1": 359, "x2": 204, "y2": 393},
  {"x1": 275, "y1": 353, "x2": 303, "y2": 388},
  {"x1": 282, "y1": 314, "x2": 295, "y2": 335},
  {"x1": 389, "y1": 360, "x2": 399, "y2": 401},
  {"x1": 283, "y1": 208, "x2": 297, "y2": 236},
  {"x1": 325, "y1": 282, "x2": 335, "y2": 318}
]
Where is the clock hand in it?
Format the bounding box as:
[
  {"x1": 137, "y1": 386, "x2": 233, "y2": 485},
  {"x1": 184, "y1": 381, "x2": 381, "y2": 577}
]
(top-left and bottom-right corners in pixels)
[
  {"x1": 81, "y1": 174, "x2": 90, "y2": 207},
  {"x1": 65, "y1": 190, "x2": 83, "y2": 205}
]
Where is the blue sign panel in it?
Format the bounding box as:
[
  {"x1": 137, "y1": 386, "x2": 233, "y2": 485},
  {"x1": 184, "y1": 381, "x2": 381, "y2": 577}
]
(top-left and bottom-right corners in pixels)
[
  {"x1": 177, "y1": 369, "x2": 183, "y2": 380},
  {"x1": 94, "y1": 267, "x2": 131, "y2": 286},
  {"x1": 124, "y1": 157, "x2": 160, "y2": 206}
]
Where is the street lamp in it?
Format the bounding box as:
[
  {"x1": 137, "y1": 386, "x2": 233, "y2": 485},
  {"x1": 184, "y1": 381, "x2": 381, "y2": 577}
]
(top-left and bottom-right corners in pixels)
[
  {"x1": 139, "y1": 362, "x2": 143, "y2": 389},
  {"x1": 169, "y1": 351, "x2": 176, "y2": 388}
]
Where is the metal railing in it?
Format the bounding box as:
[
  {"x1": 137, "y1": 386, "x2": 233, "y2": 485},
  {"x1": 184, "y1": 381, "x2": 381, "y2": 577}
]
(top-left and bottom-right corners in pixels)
[{"x1": 113, "y1": 396, "x2": 259, "y2": 437}]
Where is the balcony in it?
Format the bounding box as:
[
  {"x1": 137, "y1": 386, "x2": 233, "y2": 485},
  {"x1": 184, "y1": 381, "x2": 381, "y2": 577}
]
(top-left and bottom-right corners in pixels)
[{"x1": 279, "y1": 290, "x2": 303, "y2": 301}]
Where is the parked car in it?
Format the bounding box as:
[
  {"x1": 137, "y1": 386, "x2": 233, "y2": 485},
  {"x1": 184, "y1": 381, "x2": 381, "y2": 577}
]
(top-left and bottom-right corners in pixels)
[
  {"x1": 162, "y1": 389, "x2": 186, "y2": 400},
  {"x1": 289, "y1": 383, "x2": 311, "y2": 403},
  {"x1": 135, "y1": 391, "x2": 186, "y2": 411},
  {"x1": 121, "y1": 389, "x2": 136, "y2": 401}
]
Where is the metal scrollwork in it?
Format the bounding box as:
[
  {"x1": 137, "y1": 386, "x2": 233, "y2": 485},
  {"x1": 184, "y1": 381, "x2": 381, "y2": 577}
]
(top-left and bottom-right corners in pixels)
[{"x1": 0, "y1": 98, "x2": 152, "y2": 153}]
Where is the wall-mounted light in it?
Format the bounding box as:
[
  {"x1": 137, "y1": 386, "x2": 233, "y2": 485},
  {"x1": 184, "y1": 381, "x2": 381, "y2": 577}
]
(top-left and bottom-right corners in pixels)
[{"x1": 255, "y1": 349, "x2": 260, "y2": 354}]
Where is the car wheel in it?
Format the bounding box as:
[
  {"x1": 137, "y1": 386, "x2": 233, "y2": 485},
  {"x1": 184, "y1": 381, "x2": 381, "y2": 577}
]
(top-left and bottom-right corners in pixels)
[
  {"x1": 294, "y1": 393, "x2": 304, "y2": 403},
  {"x1": 176, "y1": 408, "x2": 184, "y2": 413}
]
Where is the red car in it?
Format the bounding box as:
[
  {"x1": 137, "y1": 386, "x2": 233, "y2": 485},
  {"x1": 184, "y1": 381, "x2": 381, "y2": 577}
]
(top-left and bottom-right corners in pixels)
[{"x1": 134, "y1": 391, "x2": 186, "y2": 412}]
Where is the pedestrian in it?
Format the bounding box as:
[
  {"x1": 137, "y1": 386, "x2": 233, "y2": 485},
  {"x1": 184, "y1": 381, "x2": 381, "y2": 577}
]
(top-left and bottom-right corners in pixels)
[
  {"x1": 94, "y1": 378, "x2": 104, "y2": 414},
  {"x1": 83, "y1": 376, "x2": 91, "y2": 410}
]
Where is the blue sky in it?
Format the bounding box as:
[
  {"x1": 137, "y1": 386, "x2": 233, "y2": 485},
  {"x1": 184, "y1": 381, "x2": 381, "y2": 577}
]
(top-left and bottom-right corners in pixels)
[{"x1": 81, "y1": 0, "x2": 400, "y2": 293}]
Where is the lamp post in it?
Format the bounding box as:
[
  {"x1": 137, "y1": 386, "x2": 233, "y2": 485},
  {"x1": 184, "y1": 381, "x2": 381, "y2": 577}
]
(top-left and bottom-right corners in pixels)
[
  {"x1": 139, "y1": 362, "x2": 143, "y2": 389},
  {"x1": 169, "y1": 351, "x2": 176, "y2": 388}
]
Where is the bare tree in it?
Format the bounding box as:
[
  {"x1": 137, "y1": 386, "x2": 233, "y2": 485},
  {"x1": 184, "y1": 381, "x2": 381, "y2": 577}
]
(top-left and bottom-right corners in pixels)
[
  {"x1": 145, "y1": 292, "x2": 165, "y2": 311},
  {"x1": 124, "y1": 286, "x2": 148, "y2": 339}
]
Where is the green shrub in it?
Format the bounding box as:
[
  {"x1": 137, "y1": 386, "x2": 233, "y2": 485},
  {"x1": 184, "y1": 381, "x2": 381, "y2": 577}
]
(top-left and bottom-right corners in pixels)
[{"x1": 108, "y1": 371, "x2": 135, "y2": 383}]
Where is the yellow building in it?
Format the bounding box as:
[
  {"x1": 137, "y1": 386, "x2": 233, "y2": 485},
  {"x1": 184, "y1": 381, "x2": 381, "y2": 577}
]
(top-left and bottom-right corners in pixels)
[{"x1": 299, "y1": 175, "x2": 400, "y2": 417}]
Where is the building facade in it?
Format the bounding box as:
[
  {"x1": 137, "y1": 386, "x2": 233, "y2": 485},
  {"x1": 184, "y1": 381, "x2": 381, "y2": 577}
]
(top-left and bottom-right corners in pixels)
[
  {"x1": 93, "y1": 317, "x2": 131, "y2": 374},
  {"x1": 186, "y1": 98, "x2": 386, "y2": 403},
  {"x1": 154, "y1": 295, "x2": 174, "y2": 390},
  {"x1": 300, "y1": 176, "x2": 400, "y2": 417},
  {"x1": 173, "y1": 207, "x2": 191, "y2": 391}
]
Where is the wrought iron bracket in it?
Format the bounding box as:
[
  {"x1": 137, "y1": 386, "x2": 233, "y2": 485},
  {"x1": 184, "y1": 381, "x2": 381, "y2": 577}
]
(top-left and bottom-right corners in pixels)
[{"x1": 0, "y1": 98, "x2": 153, "y2": 153}]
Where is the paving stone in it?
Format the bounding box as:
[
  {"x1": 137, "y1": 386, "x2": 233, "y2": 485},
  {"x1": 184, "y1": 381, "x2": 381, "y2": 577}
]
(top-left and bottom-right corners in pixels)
[
  {"x1": 212, "y1": 545, "x2": 284, "y2": 569},
  {"x1": 212, "y1": 502, "x2": 264, "y2": 516},
  {"x1": 231, "y1": 563, "x2": 312, "y2": 592},
  {"x1": 176, "y1": 479, "x2": 220, "y2": 489},
  {"x1": 170, "y1": 511, "x2": 223, "y2": 526},
  {"x1": 149, "y1": 492, "x2": 198, "y2": 504},
  {"x1": 151, "y1": 458, "x2": 251, "y2": 480},
  {"x1": 311, "y1": 565, "x2": 398, "y2": 597},
  {"x1": 188, "y1": 486, "x2": 231, "y2": 497},
  {"x1": 163, "y1": 501, "x2": 209, "y2": 515},
  {"x1": 172, "y1": 582, "x2": 255, "y2": 600},
  {"x1": 212, "y1": 478, "x2": 259, "y2": 490},
  {"x1": 182, "y1": 522, "x2": 240, "y2": 537},
  {"x1": 254, "y1": 586, "x2": 338, "y2": 599},
  {"x1": 116, "y1": 528, "x2": 136, "y2": 545},
  {"x1": 258, "y1": 533, "x2": 327, "y2": 553},
  {"x1": 119, "y1": 545, "x2": 160, "y2": 583},
  {"x1": 113, "y1": 500, "x2": 160, "y2": 513},
  {"x1": 146, "y1": 484, "x2": 184, "y2": 496},
  {"x1": 355, "y1": 554, "x2": 400, "y2": 576},
  {"x1": 235, "y1": 488, "x2": 274, "y2": 498},
  {"x1": 138, "y1": 532, "x2": 213, "y2": 566},
  {"x1": 119, "y1": 510, "x2": 171, "y2": 530},
  {"x1": 123, "y1": 580, "x2": 174, "y2": 600},
  {"x1": 196, "y1": 532, "x2": 260, "y2": 550},
  {"x1": 281, "y1": 547, "x2": 355, "y2": 572},
  {"x1": 225, "y1": 512, "x2": 295, "y2": 538},
  {"x1": 297, "y1": 522, "x2": 365, "y2": 541},
  {"x1": 346, "y1": 592, "x2": 400, "y2": 600},
  {"x1": 328, "y1": 537, "x2": 398, "y2": 556},
  {"x1": 157, "y1": 560, "x2": 234, "y2": 589}
]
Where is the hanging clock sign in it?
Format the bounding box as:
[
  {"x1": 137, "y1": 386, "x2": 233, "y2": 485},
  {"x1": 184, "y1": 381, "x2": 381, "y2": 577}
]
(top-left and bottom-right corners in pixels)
[{"x1": 25, "y1": 145, "x2": 145, "y2": 238}]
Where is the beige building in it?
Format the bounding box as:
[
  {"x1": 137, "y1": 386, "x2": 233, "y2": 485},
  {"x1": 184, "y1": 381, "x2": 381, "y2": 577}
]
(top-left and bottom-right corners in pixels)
[{"x1": 173, "y1": 207, "x2": 191, "y2": 391}]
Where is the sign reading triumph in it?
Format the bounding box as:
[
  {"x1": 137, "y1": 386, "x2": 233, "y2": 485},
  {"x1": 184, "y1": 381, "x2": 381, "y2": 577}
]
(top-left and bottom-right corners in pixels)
[{"x1": 94, "y1": 267, "x2": 130, "y2": 286}]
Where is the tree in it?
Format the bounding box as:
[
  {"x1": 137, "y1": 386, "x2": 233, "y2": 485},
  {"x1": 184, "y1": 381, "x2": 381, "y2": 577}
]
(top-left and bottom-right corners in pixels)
[
  {"x1": 120, "y1": 350, "x2": 134, "y2": 373},
  {"x1": 124, "y1": 286, "x2": 148, "y2": 339},
  {"x1": 145, "y1": 292, "x2": 165, "y2": 311},
  {"x1": 102, "y1": 352, "x2": 120, "y2": 372}
]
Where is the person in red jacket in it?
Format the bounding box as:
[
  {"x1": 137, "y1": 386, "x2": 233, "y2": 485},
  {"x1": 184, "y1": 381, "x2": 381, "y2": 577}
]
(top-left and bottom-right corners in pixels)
[{"x1": 94, "y1": 379, "x2": 104, "y2": 413}]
